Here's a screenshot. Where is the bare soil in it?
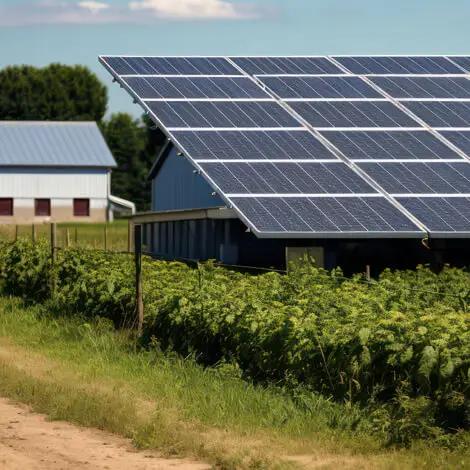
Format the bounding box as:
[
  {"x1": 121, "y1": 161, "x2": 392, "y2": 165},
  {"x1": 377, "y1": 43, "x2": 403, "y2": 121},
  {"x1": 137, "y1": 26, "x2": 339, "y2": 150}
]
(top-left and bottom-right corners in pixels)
[{"x1": 0, "y1": 398, "x2": 210, "y2": 470}]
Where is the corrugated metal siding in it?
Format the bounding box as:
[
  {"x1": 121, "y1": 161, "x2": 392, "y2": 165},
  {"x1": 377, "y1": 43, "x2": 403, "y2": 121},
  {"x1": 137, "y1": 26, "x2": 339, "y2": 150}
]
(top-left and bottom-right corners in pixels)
[
  {"x1": 0, "y1": 168, "x2": 109, "y2": 198},
  {"x1": 152, "y1": 146, "x2": 224, "y2": 211},
  {"x1": 0, "y1": 122, "x2": 116, "y2": 167}
]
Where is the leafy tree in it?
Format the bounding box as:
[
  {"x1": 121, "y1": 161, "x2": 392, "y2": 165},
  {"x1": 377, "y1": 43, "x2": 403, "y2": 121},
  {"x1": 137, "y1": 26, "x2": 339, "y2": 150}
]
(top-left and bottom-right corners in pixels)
[
  {"x1": 0, "y1": 63, "x2": 107, "y2": 121},
  {"x1": 100, "y1": 113, "x2": 166, "y2": 211}
]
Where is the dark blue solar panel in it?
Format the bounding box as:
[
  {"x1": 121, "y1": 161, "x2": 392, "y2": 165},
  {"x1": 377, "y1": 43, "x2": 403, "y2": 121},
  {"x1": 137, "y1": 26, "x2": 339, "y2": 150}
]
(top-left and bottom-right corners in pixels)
[
  {"x1": 230, "y1": 57, "x2": 344, "y2": 75},
  {"x1": 448, "y1": 57, "x2": 470, "y2": 73},
  {"x1": 440, "y1": 131, "x2": 470, "y2": 155},
  {"x1": 334, "y1": 56, "x2": 464, "y2": 75},
  {"x1": 230, "y1": 196, "x2": 421, "y2": 233},
  {"x1": 171, "y1": 130, "x2": 338, "y2": 160},
  {"x1": 397, "y1": 197, "x2": 470, "y2": 232},
  {"x1": 371, "y1": 77, "x2": 470, "y2": 99},
  {"x1": 123, "y1": 76, "x2": 269, "y2": 99},
  {"x1": 258, "y1": 76, "x2": 382, "y2": 99},
  {"x1": 146, "y1": 101, "x2": 301, "y2": 128},
  {"x1": 101, "y1": 56, "x2": 241, "y2": 75},
  {"x1": 320, "y1": 130, "x2": 461, "y2": 160},
  {"x1": 358, "y1": 162, "x2": 470, "y2": 194},
  {"x1": 403, "y1": 101, "x2": 470, "y2": 127},
  {"x1": 201, "y1": 162, "x2": 376, "y2": 194},
  {"x1": 290, "y1": 101, "x2": 420, "y2": 128}
]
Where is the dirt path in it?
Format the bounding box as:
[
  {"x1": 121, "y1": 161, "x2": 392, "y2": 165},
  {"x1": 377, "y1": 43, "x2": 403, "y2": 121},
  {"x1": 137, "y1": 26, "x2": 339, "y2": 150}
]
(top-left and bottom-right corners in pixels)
[{"x1": 0, "y1": 398, "x2": 210, "y2": 470}]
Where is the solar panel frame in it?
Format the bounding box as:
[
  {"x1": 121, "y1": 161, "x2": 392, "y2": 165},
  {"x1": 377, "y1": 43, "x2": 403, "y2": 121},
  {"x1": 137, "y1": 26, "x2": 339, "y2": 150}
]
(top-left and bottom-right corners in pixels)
[
  {"x1": 318, "y1": 130, "x2": 464, "y2": 161},
  {"x1": 402, "y1": 101, "x2": 470, "y2": 128},
  {"x1": 396, "y1": 196, "x2": 470, "y2": 235},
  {"x1": 199, "y1": 161, "x2": 379, "y2": 195},
  {"x1": 370, "y1": 76, "x2": 470, "y2": 99},
  {"x1": 169, "y1": 130, "x2": 340, "y2": 161},
  {"x1": 229, "y1": 57, "x2": 346, "y2": 75},
  {"x1": 122, "y1": 76, "x2": 272, "y2": 99},
  {"x1": 333, "y1": 56, "x2": 465, "y2": 75},
  {"x1": 257, "y1": 76, "x2": 383, "y2": 99},
  {"x1": 229, "y1": 195, "x2": 425, "y2": 237},
  {"x1": 289, "y1": 101, "x2": 422, "y2": 128},
  {"x1": 357, "y1": 162, "x2": 470, "y2": 194},
  {"x1": 101, "y1": 56, "x2": 242, "y2": 75},
  {"x1": 144, "y1": 100, "x2": 303, "y2": 129}
]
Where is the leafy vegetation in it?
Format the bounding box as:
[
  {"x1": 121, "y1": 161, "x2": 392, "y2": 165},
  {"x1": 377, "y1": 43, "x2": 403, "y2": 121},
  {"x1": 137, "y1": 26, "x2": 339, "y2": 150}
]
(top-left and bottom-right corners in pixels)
[
  {"x1": 3, "y1": 297, "x2": 467, "y2": 469},
  {"x1": 0, "y1": 64, "x2": 107, "y2": 122},
  {"x1": 0, "y1": 240, "x2": 469, "y2": 449}
]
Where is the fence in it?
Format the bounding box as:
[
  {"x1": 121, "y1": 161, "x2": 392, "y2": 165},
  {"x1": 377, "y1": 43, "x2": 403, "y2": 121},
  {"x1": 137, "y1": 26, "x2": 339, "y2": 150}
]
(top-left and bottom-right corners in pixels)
[{"x1": 0, "y1": 221, "x2": 133, "y2": 253}]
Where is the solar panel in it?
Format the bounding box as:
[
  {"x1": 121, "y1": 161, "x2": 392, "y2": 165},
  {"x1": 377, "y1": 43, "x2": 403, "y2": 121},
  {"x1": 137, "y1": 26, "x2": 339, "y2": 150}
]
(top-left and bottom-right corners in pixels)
[
  {"x1": 439, "y1": 130, "x2": 470, "y2": 155},
  {"x1": 145, "y1": 101, "x2": 301, "y2": 129},
  {"x1": 290, "y1": 101, "x2": 420, "y2": 128},
  {"x1": 448, "y1": 57, "x2": 470, "y2": 73},
  {"x1": 171, "y1": 130, "x2": 339, "y2": 160},
  {"x1": 403, "y1": 101, "x2": 470, "y2": 127},
  {"x1": 258, "y1": 76, "x2": 382, "y2": 99},
  {"x1": 229, "y1": 57, "x2": 344, "y2": 75},
  {"x1": 397, "y1": 197, "x2": 470, "y2": 233},
  {"x1": 231, "y1": 196, "x2": 422, "y2": 234},
  {"x1": 100, "y1": 54, "x2": 470, "y2": 237},
  {"x1": 334, "y1": 56, "x2": 464, "y2": 75},
  {"x1": 122, "y1": 76, "x2": 270, "y2": 99},
  {"x1": 319, "y1": 130, "x2": 462, "y2": 160},
  {"x1": 102, "y1": 56, "x2": 241, "y2": 75},
  {"x1": 200, "y1": 162, "x2": 377, "y2": 194},
  {"x1": 358, "y1": 162, "x2": 470, "y2": 193},
  {"x1": 370, "y1": 77, "x2": 470, "y2": 99}
]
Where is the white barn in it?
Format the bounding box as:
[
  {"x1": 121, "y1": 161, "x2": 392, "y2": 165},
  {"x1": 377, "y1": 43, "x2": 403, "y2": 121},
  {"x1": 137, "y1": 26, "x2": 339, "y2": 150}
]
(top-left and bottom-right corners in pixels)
[{"x1": 0, "y1": 121, "x2": 133, "y2": 224}]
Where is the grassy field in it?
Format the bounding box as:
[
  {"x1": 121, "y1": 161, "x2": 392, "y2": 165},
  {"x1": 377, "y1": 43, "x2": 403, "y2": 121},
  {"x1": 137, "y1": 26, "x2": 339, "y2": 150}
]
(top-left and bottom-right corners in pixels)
[
  {"x1": 0, "y1": 220, "x2": 130, "y2": 251},
  {"x1": 0, "y1": 297, "x2": 468, "y2": 469}
]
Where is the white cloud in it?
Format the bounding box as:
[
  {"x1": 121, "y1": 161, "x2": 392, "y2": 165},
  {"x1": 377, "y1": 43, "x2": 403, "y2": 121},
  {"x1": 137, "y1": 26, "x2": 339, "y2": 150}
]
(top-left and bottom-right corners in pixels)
[
  {"x1": 78, "y1": 1, "x2": 110, "y2": 15},
  {"x1": 0, "y1": 0, "x2": 273, "y2": 26},
  {"x1": 128, "y1": 0, "x2": 243, "y2": 20}
]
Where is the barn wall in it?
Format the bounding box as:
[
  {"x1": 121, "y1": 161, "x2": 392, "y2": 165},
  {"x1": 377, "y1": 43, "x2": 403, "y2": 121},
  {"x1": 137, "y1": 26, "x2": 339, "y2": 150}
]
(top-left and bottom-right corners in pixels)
[
  {"x1": 0, "y1": 168, "x2": 109, "y2": 199},
  {"x1": 151, "y1": 147, "x2": 224, "y2": 212},
  {"x1": 0, "y1": 168, "x2": 110, "y2": 224}
]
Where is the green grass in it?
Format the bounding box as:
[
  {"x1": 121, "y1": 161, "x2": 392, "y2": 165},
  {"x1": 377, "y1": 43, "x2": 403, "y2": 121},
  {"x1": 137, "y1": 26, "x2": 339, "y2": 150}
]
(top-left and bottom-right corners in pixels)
[
  {"x1": 0, "y1": 297, "x2": 469, "y2": 469},
  {"x1": 0, "y1": 219, "x2": 129, "y2": 251}
]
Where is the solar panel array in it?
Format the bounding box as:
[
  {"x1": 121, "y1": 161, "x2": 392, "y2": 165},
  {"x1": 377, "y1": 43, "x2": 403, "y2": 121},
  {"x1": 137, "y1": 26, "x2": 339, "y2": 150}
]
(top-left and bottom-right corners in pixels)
[{"x1": 100, "y1": 55, "x2": 470, "y2": 238}]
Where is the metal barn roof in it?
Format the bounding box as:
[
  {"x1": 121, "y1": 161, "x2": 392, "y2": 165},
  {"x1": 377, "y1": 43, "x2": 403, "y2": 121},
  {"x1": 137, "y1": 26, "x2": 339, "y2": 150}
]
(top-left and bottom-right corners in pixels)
[{"x1": 0, "y1": 121, "x2": 117, "y2": 168}]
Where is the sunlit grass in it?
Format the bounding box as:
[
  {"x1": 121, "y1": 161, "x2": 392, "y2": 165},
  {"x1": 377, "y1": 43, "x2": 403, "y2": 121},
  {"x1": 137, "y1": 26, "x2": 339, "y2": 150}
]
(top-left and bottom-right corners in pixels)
[
  {"x1": 0, "y1": 220, "x2": 129, "y2": 251},
  {"x1": 0, "y1": 297, "x2": 468, "y2": 469}
]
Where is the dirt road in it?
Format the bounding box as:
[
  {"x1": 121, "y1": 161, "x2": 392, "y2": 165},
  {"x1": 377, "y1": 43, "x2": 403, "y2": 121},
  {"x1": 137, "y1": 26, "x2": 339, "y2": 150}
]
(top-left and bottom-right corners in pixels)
[{"x1": 0, "y1": 398, "x2": 210, "y2": 470}]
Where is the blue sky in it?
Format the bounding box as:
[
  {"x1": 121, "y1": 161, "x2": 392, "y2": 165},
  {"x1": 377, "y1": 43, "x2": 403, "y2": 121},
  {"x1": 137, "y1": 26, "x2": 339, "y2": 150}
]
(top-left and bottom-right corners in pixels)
[{"x1": 1, "y1": 0, "x2": 470, "y2": 117}]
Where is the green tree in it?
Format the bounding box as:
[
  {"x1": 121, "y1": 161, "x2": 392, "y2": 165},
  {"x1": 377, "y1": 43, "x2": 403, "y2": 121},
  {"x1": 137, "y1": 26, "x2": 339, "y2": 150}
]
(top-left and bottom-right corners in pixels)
[
  {"x1": 0, "y1": 64, "x2": 107, "y2": 121},
  {"x1": 101, "y1": 113, "x2": 166, "y2": 211}
]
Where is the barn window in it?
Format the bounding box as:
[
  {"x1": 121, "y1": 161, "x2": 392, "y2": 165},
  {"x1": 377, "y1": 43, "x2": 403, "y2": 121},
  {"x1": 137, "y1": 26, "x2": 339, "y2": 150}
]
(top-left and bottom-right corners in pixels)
[
  {"x1": 35, "y1": 199, "x2": 51, "y2": 216},
  {"x1": 0, "y1": 198, "x2": 13, "y2": 216},
  {"x1": 73, "y1": 199, "x2": 90, "y2": 217}
]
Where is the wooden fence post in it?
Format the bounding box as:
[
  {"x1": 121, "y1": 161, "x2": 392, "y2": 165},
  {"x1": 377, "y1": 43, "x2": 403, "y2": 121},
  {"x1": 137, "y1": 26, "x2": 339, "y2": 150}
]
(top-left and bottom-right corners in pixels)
[
  {"x1": 51, "y1": 223, "x2": 57, "y2": 264},
  {"x1": 32, "y1": 224, "x2": 35, "y2": 244},
  {"x1": 51, "y1": 223, "x2": 57, "y2": 296},
  {"x1": 128, "y1": 219, "x2": 133, "y2": 253},
  {"x1": 366, "y1": 265, "x2": 371, "y2": 282},
  {"x1": 134, "y1": 224, "x2": 143, "y2": 338},
  {"x1": 66, "y1": 228, "x2": 70, "y2": 248},
  {"x1": 15, "y1": 225, "x2": 18, "y2": 241}
]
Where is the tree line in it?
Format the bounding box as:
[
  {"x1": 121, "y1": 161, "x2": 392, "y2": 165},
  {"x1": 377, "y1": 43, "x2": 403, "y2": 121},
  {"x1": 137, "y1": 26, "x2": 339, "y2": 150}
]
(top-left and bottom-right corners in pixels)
[{"x1": 0, "y1": 63, "x2": 166, "y2": 211}]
